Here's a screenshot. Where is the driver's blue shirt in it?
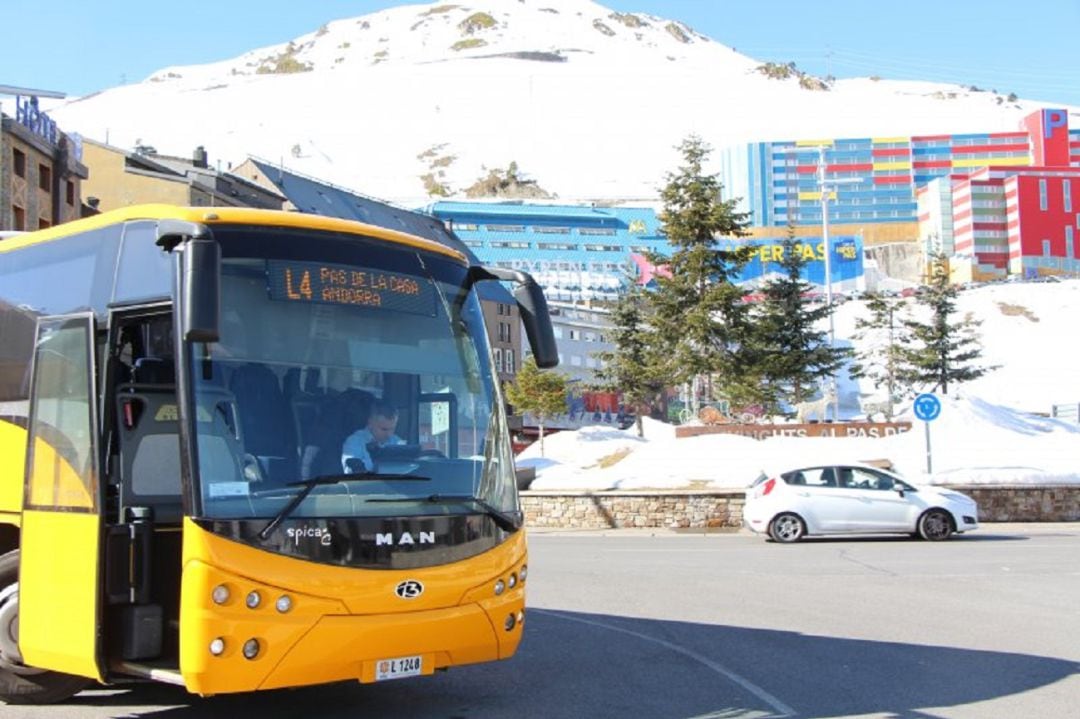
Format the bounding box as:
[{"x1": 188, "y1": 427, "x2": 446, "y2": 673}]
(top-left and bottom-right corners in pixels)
[{"x1": 341, "y1": 428, "x2": 404, "y2": 472}]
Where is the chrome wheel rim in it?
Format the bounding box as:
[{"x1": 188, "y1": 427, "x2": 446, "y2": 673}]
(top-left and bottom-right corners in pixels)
[
  {"x1": 923, "y1": 511, "x2": 951, "y2": 540},
  {"x1": 774, "y1": 515, "x2": 802, "y2": 541}
]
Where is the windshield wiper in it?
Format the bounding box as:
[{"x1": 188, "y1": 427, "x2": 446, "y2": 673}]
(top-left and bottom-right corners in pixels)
[
  {"x1": 427, "y1": 494, "x2": 521, "y2": 533},
  {"x1": 257, "y1": 473, "x2": 430, "y2": 540}
]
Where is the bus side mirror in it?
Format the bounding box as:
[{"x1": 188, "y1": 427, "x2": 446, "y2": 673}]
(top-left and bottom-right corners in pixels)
[
  {"x1": 156, "y1": 220, "x2": 219, "y2": 343},
  {"x1": 181, "y1": 237, "x2": 221, "y2": 343},
  {"x1": 473, "y1": 267, "x2": 558, "y2": 369}
]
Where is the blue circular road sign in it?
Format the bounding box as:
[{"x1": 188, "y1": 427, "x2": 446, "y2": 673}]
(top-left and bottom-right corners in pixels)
[{"x1": 913, "y1": 393, "x2": 941, "y2": 422}]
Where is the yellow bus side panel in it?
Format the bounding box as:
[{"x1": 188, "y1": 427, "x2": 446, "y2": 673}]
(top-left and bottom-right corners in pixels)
[
  {"x1": 18, "y1": 510, "x2": 101, "y2": 680},
  {"x1": 180, "y1": 519, "x2": 527, "y2": 695},
  {"x1": 0, "y1": 419, "x2": 26, "y2": 518}
]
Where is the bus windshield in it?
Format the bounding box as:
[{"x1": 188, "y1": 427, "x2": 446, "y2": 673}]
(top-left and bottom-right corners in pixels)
[{"x1": 187, "y1": 228, "x2": 517, "y2": 525}]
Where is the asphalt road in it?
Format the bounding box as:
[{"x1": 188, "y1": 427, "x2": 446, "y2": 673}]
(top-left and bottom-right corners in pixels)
[{"x1": 4, "y1": 524, "x2": 1079, "y2": 719}]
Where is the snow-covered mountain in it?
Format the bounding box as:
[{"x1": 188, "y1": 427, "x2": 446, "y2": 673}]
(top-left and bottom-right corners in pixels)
[{"x1": 49, "y1": 0, "x2": 1078, "y2": 204}]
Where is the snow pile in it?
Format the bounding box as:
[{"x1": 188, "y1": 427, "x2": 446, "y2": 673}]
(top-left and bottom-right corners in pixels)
[{"x1": 520, "y1": 281, "x2": 1080, "y2": 490}]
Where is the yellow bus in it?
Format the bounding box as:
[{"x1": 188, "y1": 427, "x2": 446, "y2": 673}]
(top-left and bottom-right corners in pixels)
[{"x1": 0, "y1": 205, "x2": 557, "y2": 703}]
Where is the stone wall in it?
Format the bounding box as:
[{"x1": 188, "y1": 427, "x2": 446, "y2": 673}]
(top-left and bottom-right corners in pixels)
[
  {"x1": 520, "y1": 485, "x2": 1080, "y2": 529},
  {"x1": 944, "y1": 485, "x2": 1080, "y2": 522},
  {"x1": 521, "y1": 490, "x2": 746, "y2": 530}
]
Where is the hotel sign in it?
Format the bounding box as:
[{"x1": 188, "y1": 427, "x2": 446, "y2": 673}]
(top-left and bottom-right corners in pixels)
[{"x1": 15, "y1": 95, "x2": 59, "y2": 146}]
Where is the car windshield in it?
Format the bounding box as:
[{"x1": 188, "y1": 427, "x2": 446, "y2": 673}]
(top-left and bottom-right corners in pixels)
[{"x1": 187, "y1": 227, "x2": 516, "y2": 522}]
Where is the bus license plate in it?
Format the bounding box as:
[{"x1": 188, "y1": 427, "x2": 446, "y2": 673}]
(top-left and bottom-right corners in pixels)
[{"x1": 375, "y1": 655, "x2": 423, "y2": 681}]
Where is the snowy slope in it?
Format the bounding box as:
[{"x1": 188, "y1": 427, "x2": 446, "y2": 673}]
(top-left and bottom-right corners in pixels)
[{"x1": 48, "y1": 0, "x2": 1079, "y2": 204}]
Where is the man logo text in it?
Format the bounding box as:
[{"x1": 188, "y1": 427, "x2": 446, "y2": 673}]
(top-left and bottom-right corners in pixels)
[{"x1": 376, "y1": 531, "x2": 435, "y2": 546}]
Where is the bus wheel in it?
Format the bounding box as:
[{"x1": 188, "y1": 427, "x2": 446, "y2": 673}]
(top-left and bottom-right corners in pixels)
[{"x1": 0, "y1": 550, "x2": 92, "y2": 705}]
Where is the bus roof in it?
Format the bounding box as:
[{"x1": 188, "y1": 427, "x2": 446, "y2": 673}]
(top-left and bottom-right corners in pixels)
[{"x1": 0, "y1": 204, "x2": 467, "y2": 262}]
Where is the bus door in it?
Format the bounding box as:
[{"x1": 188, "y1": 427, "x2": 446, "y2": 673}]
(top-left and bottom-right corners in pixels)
[{"x1": 18, "y1": 313, "x2": 104, "y2": 681}]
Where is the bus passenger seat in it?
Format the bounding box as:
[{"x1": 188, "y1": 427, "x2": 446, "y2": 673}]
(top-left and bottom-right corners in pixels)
[{"x1": 229, "y1": 363, "x2": 298, "y2": 485}]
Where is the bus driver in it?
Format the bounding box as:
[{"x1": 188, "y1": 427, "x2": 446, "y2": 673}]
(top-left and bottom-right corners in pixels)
[{"x1": 341, "y1": 401, "x2": 404, "y2": 473}]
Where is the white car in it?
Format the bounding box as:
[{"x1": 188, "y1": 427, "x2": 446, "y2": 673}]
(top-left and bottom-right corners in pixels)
[{"x1": 744, "y1": 463, "x2": 979, "y2": 542}]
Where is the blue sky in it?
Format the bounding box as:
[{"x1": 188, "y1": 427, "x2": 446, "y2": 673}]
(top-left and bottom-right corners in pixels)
[{"x1": 3, "y1": 0, "x2": 1077, "y2": 106}]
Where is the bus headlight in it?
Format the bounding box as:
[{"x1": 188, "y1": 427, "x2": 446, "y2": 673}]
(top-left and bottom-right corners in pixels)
[
  {"x1": 276, "y1": 595, "x2": 293, "y2": 613},
  {"x1": 212, "y1": 584, "x2": 230, "y2": 605},
  {"x1": 494, "y1": 579, "x2": 505, "y2": 596},
  {"x1": 209, "y1": 638, "x2": 225, "y2": 656},
  {"x1": 508, "y1": 572, "x2": 518, "y2": 589},
  {"x1": 519, "y1": 565, "x2": 528, "y2": 582},
  {"x1": 246, "y1": 590, "x2": 261, "y2": 609},
  {"x1": 243, "y1": 638, "x2": 261, "y2": 660}
]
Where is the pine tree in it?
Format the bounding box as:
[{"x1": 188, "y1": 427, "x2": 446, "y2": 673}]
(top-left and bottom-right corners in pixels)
[
  {"x1": 647, "y1": 135, "x2": 755, "y2": 409},
  {"x1": 751, "y1": 236, "x2": 848, "y2": 413},
  {"x1": 596, "y1": 280, "x2": 665, "y2": 437},
  {"x1": 849, "y1": 291, "x2": 907, "y2": 418},
  {"x1": 504, "y1": 356, "x2": 568, "y2": 456},
  {"x1": 895, "y1": 255, "x2": 996, "y2": 395}
]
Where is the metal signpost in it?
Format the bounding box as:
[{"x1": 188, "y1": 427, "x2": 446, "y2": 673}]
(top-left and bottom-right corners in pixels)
[{"x1": 913, "y1": 393, "x2": 941, "y2": 474}]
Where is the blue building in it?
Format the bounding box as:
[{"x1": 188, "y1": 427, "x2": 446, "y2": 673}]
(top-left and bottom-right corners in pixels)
[
  {"x1": 425, "y1": 201, "x2": 672, "y2": 302},
  {"x1": 427, "y1": 200, "x2": 864, "y2": 297}
]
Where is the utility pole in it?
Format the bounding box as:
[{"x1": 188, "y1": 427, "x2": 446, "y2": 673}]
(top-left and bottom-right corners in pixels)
[{"x1": 816, "y1": 145, "x2": 859, "y2": 421}]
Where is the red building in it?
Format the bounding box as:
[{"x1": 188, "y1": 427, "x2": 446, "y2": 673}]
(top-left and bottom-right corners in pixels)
[{"x1": 918, "y1": 109, "x2": 1080, "y2": 281}]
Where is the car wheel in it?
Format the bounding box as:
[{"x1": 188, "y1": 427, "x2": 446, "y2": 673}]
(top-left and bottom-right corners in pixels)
[
  {"x1": 768, "y1": 513, "x2": 805, "y2": 543},
  {"x1": 918, "y1": 509, "x2": 954, "y2": 541}
]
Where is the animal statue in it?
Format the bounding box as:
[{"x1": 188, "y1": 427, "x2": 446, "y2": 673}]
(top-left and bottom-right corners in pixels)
[
  {"x1": 794, "y1": 388, "x2": 836, "y2": 424},
  {"x1": 859, "y1": 395, "x2": 893, "y2": 422}
]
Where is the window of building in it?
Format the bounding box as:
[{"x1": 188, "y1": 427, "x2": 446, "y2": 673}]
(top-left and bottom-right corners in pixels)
[
  {"x1": 1064, "y1": 180, "x2": 1072, "y2": 213},
  {"x1": 453, "y1": 223, "x2": 479, "y2": 231},
  {"x1": 535, "y1": 226, "x2": 570, "y2": 234},
  {"x1": 570, "y1": 355, "x2": 582, "y2": 367},
  {"x1": 13, "y1": 149, "x2": 26, "y2": 178},
  {"x1": 38, "y1": 217, "x2": 51, "y2": 230},
  {"x1": 497, "y1": 303, "x2": 505, "y2": 315},
  {"x1": 579, "y1": 227, "x2": 616, "y2": 236},
  {"x1": 493, "y1": 348, "x2": 503, "y2": 373},
  {"x1": 568, "y1": 329, "x2": 580, "y2": 341},
  {"x1": 66, "y1": 180, "x2": 75, "y2": 206},
  {"x1": 1039, "y1": 179, "x2": 1048, "y2": 211},
  {"x1": 12, "y1": 206, "x2": 26, "y2": 231},
  {"x1": 1042, "y1": 239, "x2": 1052, "y2": 257},
  {"x1": 552, "y1": 326, "x2": 563, "y2": 339},
  {"x1": 486, "y1": 224, "x2": 525, "y2": 233},
  {"x1": 505, "y1": 349, "x2": 515, "y2": 374},
  {"x1": 1067, "y1": 226, "x2": 1075, "y2": 259},
  {"x1": 38, "y1": 164, "x2": 52, "y2": 192}
]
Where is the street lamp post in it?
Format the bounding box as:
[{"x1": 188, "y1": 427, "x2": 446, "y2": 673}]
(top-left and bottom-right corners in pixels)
[{"x1": 816, "y1": 146, "x2": 861, "y2": 422}]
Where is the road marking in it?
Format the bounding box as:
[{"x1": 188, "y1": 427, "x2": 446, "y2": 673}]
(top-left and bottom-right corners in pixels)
[{"x1": 533, "y1": 609, "x2": 796, "y2": 718}]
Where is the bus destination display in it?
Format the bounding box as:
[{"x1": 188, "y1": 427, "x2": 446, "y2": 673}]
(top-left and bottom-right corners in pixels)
[{"x1": 267, "y1": 260, "x2": 435, "y2": 316}]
